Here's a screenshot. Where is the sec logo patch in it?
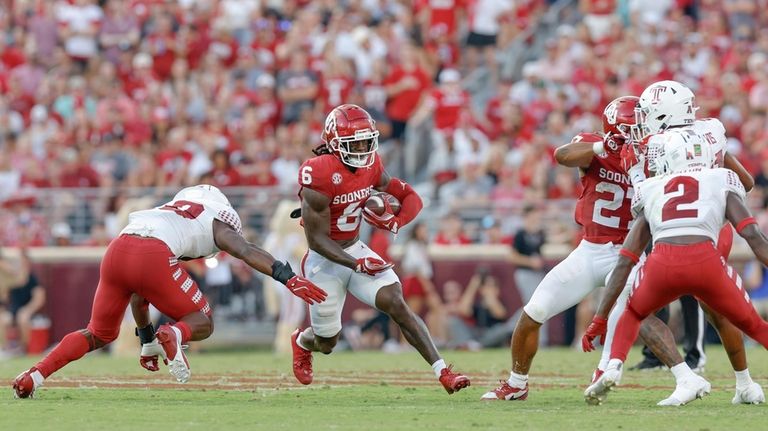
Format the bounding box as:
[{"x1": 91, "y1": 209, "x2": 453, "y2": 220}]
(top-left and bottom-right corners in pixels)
[{"x1": 332, "y1": 172, "x2": 343, "y2": 185}]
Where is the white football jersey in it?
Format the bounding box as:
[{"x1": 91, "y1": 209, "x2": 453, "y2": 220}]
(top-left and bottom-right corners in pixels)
[
  {"x1": 690, "y1": 118, "x2": 727, "y2": 166},
  {"x1": 121, "y1": 198, "x2": 243, "y2": 259},
  {"x1": 632, "y1": 168, "x2": 745, "y2": 244}
]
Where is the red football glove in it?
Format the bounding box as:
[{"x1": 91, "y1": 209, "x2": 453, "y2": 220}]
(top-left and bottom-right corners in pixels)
[
  {"x1": 582, "y1": 316, "x2": 608, "y2": 352},
  {"x1": 363, "y1": 201, "x2": 400, "y2": 234},
  {"x1": 139, "y1": 339, "x2": 167, "y2": 372},
  {"x1": 620, "y1": 144, "x2": 640, "y2": 173},
  {"x1": 286, "y1": 275, "x2": 328, "y2": 305},
  {"x1": 355, "y1": 257, "x2": 394, "y2": 276}
]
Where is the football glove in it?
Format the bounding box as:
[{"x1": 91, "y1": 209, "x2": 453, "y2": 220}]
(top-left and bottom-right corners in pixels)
[
  {"x1": 355, "y1": 257, "x2": 394, "y2": 276},
  {"x1": 582, "y1": 316, "x2": 608, "y2": 352},
  {"x1": 363, "y1": 200, "x2": 400, "y2": 234},
  {"x1": 286, "y1": 275, "x2": 328, "y2": 305},
  {"x1": 139, "y1": 339, "x2": 168, "y2": 372}
]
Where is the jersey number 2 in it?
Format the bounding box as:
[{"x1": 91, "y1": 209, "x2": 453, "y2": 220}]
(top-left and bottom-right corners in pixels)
[
  {"x1": 662, "y1": 176, "x2": 699, "y2": 221},
  {"x1": 160, "y1": 200, "x2": 204, "y2": 219}
]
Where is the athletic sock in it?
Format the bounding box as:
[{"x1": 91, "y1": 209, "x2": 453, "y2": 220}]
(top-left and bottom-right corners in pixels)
[
  {"x1": 174, "y1": 322, "x2": 192, "y2": 344},
  {"x1": 670, "y1": 362, "x2": 696, "y2": 383},
  {"x1": 735, "y1": 369, "x2": 753, "y2": 389},
  {"x1": 507, "y1": 371, "x2": 528, "y2": 389},
  {"x1": 431, "y1": 359, "x2": 447, "y2": 377},
  {"x1": 295, "y1": 330, "x2": 311, "y2": 351},
  {"x1": 34, "y1": 331, "x2": 92, "y2": 378}
]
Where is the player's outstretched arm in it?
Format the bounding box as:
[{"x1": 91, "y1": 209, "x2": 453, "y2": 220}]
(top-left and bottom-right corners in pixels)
[
  {"x1": 554, "y1": 138, "x2": 596, "y2": 168},
  {"x1": 213, "y1": 219, "x2": 327, "y2": 304},
  {"x1": 726, "y1": 192, "x2": 768, "y2": 265},
  {"x1": 300, "y1": 188, "x2": 360, "y2": 270},
  {"x1": 582, "y1": 216, "x2": 650, "y2": 352},
  {"x1": 724, "y1": 153, "x2": 755, "y2": 192}
]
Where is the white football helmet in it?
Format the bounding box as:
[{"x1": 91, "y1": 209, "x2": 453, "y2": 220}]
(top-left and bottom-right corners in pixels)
[
  {"x1": 173, "y1": 184, "x2": 231, "y2": 207},
  {"x1": 631, "y1": 80, "x2": 697, "y2": 141},
  {"x1": 650, "y1": 131, "x2": 713, "y2": 176}
]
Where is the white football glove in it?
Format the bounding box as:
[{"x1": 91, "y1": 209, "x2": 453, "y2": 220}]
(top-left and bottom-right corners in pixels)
[{"x1": 140, "y1": 339, "x2": 168, "y2": 372}]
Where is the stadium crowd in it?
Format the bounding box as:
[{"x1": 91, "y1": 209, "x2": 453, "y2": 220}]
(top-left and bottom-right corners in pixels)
[{"x1": 2, "y1": 0, "x2": 768, "y2": 353}]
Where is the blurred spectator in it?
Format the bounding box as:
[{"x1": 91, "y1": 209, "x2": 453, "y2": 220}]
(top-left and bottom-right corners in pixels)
[
  {"x1": 0, "y1": 193, "x2": 49, "y2": 246},
  {"x1": 277, "y1": 51, "x2": 318, "y2": 124},
  {"x1": 433, "y1": 213, "x2": 471, "y2": 245},
  {"x1": 51, "y1": 222, "x2": 73, "y2": 246},
  {"x1": 57, "y1": 0, "x2": 103, "y2": 69},
  {"x1": 400, "y1": 223, "x2": 437, "y2": 317},
  {"x1": 508, "y1": 205, "x2": 546, "y2": 336},
  {"x1": 0, "y1": 250, "x2": 45, "y2": 357}
]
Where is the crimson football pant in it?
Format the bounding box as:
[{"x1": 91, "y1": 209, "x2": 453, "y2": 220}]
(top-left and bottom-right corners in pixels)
[
  {"x1": 610, "y1": 241, "x2": 768, "y2": 363},
  {"x1": 35, "y1": 235, "x2": 211, "y2": 378}
]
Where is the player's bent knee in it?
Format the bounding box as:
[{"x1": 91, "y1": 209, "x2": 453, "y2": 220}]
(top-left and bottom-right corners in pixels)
[
  {"x1": 522, "y1": 305, "x2": 547, "y2": 325},
  {"x1": 81, "y1": 329, "x2": 115, "y2": 350}
]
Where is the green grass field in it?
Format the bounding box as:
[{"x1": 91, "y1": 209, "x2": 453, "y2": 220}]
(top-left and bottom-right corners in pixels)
[{"x1": 1, "y1": 346, "x2": 766, "y2": 430}]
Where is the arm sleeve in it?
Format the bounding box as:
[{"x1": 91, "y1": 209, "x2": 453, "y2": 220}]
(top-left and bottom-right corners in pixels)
[
  {"x1": 384, "y1": 177, "x2": 423, "y2": 226},
  {"x1": 631, "y1": 183, "x2": 645, "y2": 218}
]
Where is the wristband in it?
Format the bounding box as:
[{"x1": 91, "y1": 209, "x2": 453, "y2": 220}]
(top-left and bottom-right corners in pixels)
[
  {"x1": 736, "y1": 217, "x2": 757, "y2": 234},
  {"x1": 619, "y1": 248, "x2": 640, "y2": 264},
  {"x1": 135, "y1": 323, "x2": 155, "y2": 345},
  {"x1": 271, "y1": 260, "x2": 296, "y2": 285},
  {"x1": 592, "y1": 140, "x2": 606, "y2": 155}
]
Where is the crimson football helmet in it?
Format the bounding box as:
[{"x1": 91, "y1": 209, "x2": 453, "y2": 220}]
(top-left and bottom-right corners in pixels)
[
  {"x1": 602, "y1": 96, "x2": 639, "y2": 141},
  {"x1": 321, "y1": 104, "x2": 380, "y2": 168}
]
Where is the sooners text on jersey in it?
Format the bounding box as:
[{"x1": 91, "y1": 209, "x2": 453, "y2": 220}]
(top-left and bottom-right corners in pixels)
[
  {"x1": 573, "y1": 133, "x2": 633, "y2": 244},
  {"x1": 298, "y1": 154, "x2": 384, "y2": 241}
]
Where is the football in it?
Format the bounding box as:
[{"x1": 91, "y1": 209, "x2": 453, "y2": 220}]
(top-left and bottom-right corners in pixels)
[{"x1": 365, "y1": 192, "x2": 401, "y2": 216}]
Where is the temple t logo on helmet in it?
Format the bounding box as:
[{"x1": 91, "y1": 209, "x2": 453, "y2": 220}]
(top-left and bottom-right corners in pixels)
[
  {"x1": 631, "y1": 80, "x2": 697, "y2": 141},
  {"x1": 321, "y1": 104, "x2": 380, "y2": 168}
]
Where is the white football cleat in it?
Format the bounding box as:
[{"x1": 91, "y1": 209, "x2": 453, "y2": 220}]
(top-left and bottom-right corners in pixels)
[
  {"x1": 156, "y1": 324, "x2": 190, "y2": 383},
  {"x1": 584, "y1": 359, "x2": 623, "y2": 405},
  {"x1": 657, "y1": 375, "x2": 711, "y2": 406},
  {"x1": 733, "y1": 382, "x2": 765, "y2": 405}
]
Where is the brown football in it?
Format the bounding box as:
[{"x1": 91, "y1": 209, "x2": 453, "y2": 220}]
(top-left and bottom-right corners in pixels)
[{"x1": 365, "y1": 192, "x2": 401, "y2": 216}]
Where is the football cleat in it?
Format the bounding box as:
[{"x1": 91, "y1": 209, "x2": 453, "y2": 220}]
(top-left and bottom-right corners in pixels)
[
  {"x1": 481, "y1": 380, "x2": 527, "y2": 401},
  {"x1": 12, "y1": 369, "x2": 43, "y2": 399},
  {"x1": 657, "y1": 375, "x2": 711, "y2": 406},
  {"x1": 733, "y1": 382, "x2": 765, "y2": 405},
  {"x1": 439, "y1": 365, "x2": 470, "y2": 394},
  {"x1": 156, "y1": 324, "x2": 190, "y2": 383},
  {"x1": 584, "y1": 360, "x2": 623, "y2": 405},
  {"x1": 291, "y1": 328, "x2": 313, "y2": 385}
]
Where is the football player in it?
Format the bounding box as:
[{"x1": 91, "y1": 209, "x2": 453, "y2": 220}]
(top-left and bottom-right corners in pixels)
[
  {"x1": 584, "y1": 81, "x2": 763, "y2": 406},
  {"x1": 482, "y1": 96, "x2": 640, "y2": 401},
  {"x1": 584, "y1": 129, "x2": 768, "y2": 405},
  {"x1": 13, "y1": 185, "x2": 327, "y2": 398},
  {"x1": 291, "y1": 104, "x2": 470, "y2": 394}
]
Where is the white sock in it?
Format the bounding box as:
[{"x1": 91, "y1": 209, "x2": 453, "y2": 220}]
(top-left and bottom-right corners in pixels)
[
  {"x1": 295, "y1": 330, "x2": 311, "y2": 351},
  {"x1": 431, "y1": 359, "x2": 446, "y2": 377},
  {"x1": 735, "y1": 369, "x2": 753, "y2": 389},
  {"x1": 507, "y1": 371, "x2": 528, "y2": 388},
  {"x1": 31, "y1": 370, "x2": 45, "y2": 387},
  {"x1": 670, "y1": 362, "x2": 696, "y2": 383}
]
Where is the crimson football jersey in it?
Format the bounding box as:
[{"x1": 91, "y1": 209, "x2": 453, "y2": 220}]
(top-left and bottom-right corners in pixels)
[
  {"x1": 572, "y1": 133, "x2": 633, "y2": 244},
  {"x1": 298, "y1": 154, "x2": 384, "y2": 241}
]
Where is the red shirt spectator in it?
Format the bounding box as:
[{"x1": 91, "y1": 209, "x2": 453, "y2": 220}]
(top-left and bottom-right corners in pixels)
[{"x1": 384, "y1": 47, "x2": 431, "y2": 123}]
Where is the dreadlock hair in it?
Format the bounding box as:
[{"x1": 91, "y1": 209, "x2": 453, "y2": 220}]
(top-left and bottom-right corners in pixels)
[{"x1": 312, "y1": 143, "x2": 331, "y2": 156}]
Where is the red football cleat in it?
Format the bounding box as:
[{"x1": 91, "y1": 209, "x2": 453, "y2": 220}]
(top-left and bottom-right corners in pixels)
[
  {"x1": 481, "y1": 381, "x2": 529, "y2": 400},
  {"x1": 291, "y1": 328, "x2": 313, "y2": 385},
  {"x1": 12, "y1": 369, "x2": 40, "y2": 399},
  {"x1": 156, "y1": 324, "x2": 190, "y2": 383},
  {"x1": 439, "y1": 365, "x2": 470, "y2": 394}
]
